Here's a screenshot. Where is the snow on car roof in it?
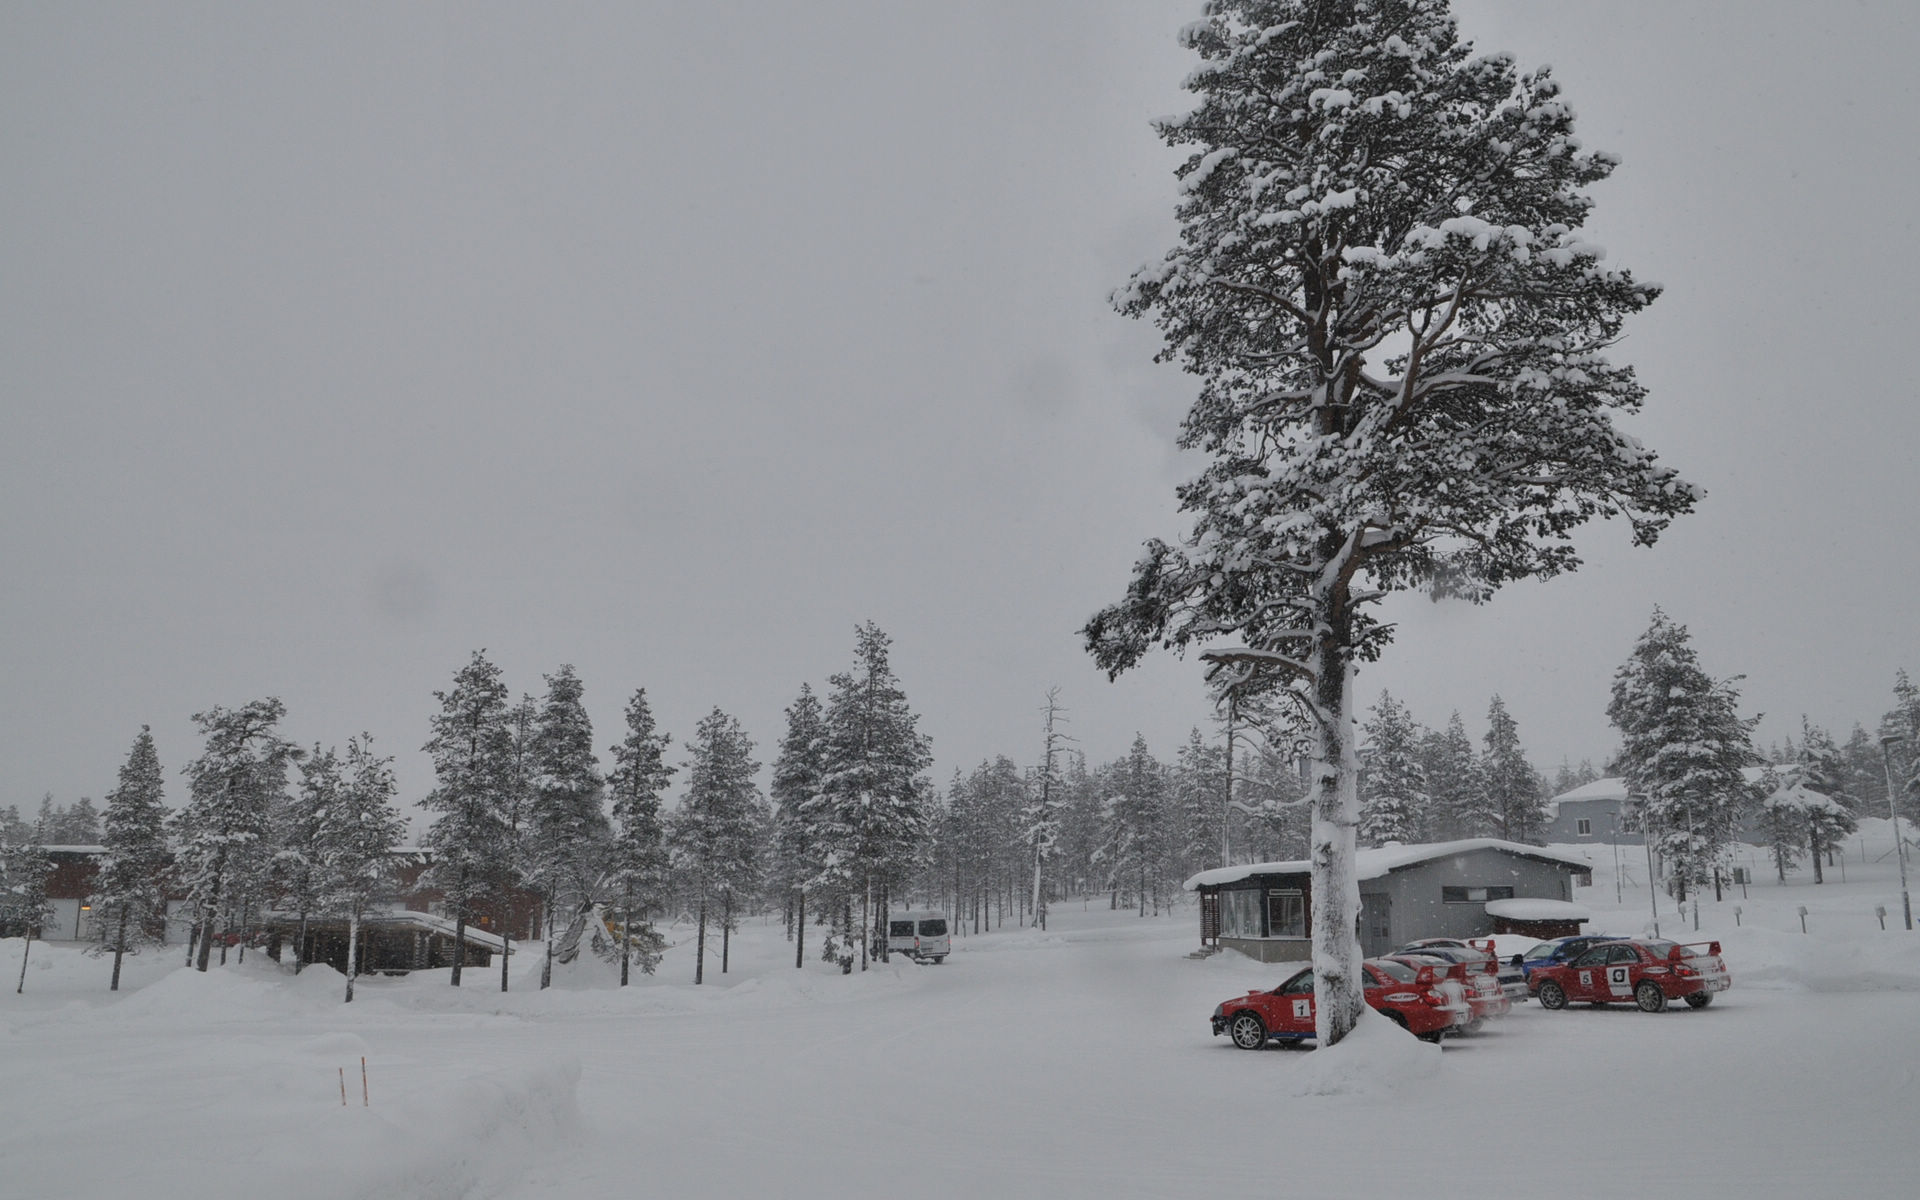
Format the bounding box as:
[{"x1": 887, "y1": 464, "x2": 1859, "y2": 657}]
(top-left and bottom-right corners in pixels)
[{"x1": 1184, "y1": 838, "x2": 1595, "y2": 891}]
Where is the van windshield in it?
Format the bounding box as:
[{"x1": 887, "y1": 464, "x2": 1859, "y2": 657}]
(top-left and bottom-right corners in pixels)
[{"x1": 918, "y1": 919, "x2": 948, "y2": 936}]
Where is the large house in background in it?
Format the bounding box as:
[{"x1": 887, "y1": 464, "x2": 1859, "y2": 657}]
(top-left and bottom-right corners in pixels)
[
  {"x1": 1544, "y1": 767, "x2": 1784, "y2": 849},
  {"x1": 1186, "y1": 838, "x2": 1595, "y2": 962}
]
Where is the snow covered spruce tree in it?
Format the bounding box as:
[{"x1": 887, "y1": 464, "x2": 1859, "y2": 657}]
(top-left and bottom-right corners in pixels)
[
  {"x1": 419, "y1": 651, "x2": 516, "y2": 987},
  {"x1": 1482, "y1": 695, "x2": 1545, "y2": 842},
  {"x1": 1026, "y1": 690, "x2": 1071, "y2": 930},
  {"x1": 6, "y1": 840, "x2": 54, "y2": 993},
  {"x1": 1359, "y1": 692, "x2": 1425, "y2": 845},
  {"x1": 1103, "y1": 735, "x2": 1168, "y2": 916},
  {"x1": 320, "y1": 736, "x2": 406, "y2": 1002},
  {"x1": 671, "y1": 708, "x2": 765, "y2": 984},
  {"x1": 90, "y1": 726, "x2": 170, "y2": 990},
  {"x1": 606, "y1": 687, "x2": 675, "y2": 985},
  {"x1": 1607, "y1": 609, "x2": 1758, "y2": 901},
  {"x1": 1085, "y1": 0, "x2": 1694, "y2": 1045},
  {"x1": 813, "y1": 622, "x2": 932, "y2": 968},
  {"x1": 526, "y1": 665, "x2": 610, "y2": 990},
  {"x1": 1422, "y1": 712, "x2": 1490, "y2": 839},
  {"x1": 176, "y1": 699, "x2": 300, "y2": 972},
  {"x1": 769, "y1": 684, "x2": 827, "y2": 969}
]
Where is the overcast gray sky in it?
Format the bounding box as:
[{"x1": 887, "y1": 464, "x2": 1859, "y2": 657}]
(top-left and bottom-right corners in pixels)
[{"x1": 4, "y1": 1, "x2": 1916, "y2": 816}]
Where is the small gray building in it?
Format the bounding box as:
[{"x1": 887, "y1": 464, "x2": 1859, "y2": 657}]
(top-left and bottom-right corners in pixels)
[
  {"x1": 1186, "y1": 839, "x2": 1595, "y2": 962},
  {"x1": 1543, "y1": 778, "x2": 1642, "y2": 847}
]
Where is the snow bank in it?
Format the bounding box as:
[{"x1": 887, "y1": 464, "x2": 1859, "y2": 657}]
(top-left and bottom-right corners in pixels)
[
  {"x1": 1709, "y1": 925, "x2": 1920, "y2": 993},
  {"x1": 1287, "y1": 1005, "x2": 1443, "y2": 1097}
]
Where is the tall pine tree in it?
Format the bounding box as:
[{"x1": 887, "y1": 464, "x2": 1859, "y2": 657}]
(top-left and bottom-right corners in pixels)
[
  {"x1": 419, "y1": 652, "x2": 515, "y2": 987},
  {"x1": 1608, "y1": 609, "x2": 1758, "y2": 901},
  {"x1": 91, "y1": 726, "x2": 170, "y2": 990},
  {"x1": 1359, "y1": 692, "x2": 1425, "y2": 845},
  {"x1": 1082, "y1": 0, "x2": 1693, "y2": 1046},
  {"x1": 671, "y1": 708, "x2": 764, "y2": 984},
  {"x1": 1482, "y1": 695, "x2": 1545, "y2": 843},
  {"x1": 527, "y1": 665, "x2": 609, "y2": 990},
  {"x1": 175, "y1": 699, "x2": 299, "y2": 972},
  {"x1": 606, "y1": 687, "x2": 674, "y2": 984}
]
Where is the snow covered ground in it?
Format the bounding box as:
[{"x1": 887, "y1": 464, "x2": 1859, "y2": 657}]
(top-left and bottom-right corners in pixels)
[{"x1": 6, "y1": 826, "x2": 1920, "y2": 1200}]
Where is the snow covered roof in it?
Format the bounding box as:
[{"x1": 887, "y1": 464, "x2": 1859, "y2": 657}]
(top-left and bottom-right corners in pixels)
[
  {"x1": 1484, "y1": 898, "x2": 1591, "y2": 921},
  {"x1": 1184, "y1": 838, "x2": 1594, "y2": 891},
  {"x1": 260, "y1": 906, "x2": 508, "y2": 951}
]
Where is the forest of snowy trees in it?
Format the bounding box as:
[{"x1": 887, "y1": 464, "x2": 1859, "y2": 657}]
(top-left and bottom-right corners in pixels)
[{"x1": 6, "y1": 609, "x2": 1919, "y2": 1001}]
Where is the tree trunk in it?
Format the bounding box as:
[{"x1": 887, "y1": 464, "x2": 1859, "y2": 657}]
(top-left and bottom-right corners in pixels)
[
  {"x1": 1809, "y1": 821, "x2": 1825, "y2": 884},
  {"x1": 294, "y1": 910, "x2": 310, "y2": 974},
  {"x1": 722, "y1": 893, "x2": 732, "y2": 974},
  {"x1": 541, "y1": 889, "x2": 555, "y2": 990},
  {"x1": 195, "y1": 857, "x2": 225, "y2": 972},
  {"x1": 859, "y1": 878, "x2": 870, "y2": 972},
  {"x1": 16, "y1": 932, "x2": 33, "y2": 994},
  {"x1": 1309, "y1": 635, "x2": 1365, "y2": 1048},
  {"x1": 794, "y1": 889, "x2": 806, "y2": 969},
  {"x1": 841, "y1": 897, "x2": 853, "y2": 975},
  {"x1": 876, "y1": 881, "x2": 889, "y2": 964},
  {"x1": 694, "y1": 895, "x2": 707, "y2": 985},
  {"x1": 451, "y1": 866, "x2": 468, "y2": 987},
  {"x1": 621, "y1": 878, "x2": 633, "y2": 987},
  {"x1": 110, "y1": 907, "x2": 128, "y2": 992},
  {"x1": 344, "y1": 908, "x2": 359, "y2": 1003}
]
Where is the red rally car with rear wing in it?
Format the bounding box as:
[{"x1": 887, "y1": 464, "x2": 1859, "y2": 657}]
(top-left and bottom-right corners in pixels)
[
  {"x1": 1531, "y1": 939, "x2": 1730, "y2": 1013},
  {"x1": 1211, "y1": 958, "x2": 1471, "y2": 1047}
]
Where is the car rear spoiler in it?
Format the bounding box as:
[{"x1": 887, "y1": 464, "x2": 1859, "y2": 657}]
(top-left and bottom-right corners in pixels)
[{"x1": 1669, "y1": 940, "x2": 1722, "y2": 960}]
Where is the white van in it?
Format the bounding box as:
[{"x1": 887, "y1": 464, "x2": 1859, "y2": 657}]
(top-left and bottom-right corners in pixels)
[{"x1": 886, "y1": 910, "x2": 951, "y2": 964}]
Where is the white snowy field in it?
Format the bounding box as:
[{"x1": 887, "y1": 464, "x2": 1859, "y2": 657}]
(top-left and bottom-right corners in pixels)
[{"x1": 6, "y1": 828, "x2": 1920, "y2": 1200}]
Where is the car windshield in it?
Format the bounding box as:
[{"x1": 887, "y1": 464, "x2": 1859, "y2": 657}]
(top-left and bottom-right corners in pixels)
[
  {"x1": 1368, "y1": 959, "x2": 1418, "y2": 983},
  {"x1": 1644, "y1": 940, "x2": 1678, "y2": 959},
  {"x1": 1523, "y1": 942, "x2": 1558, "y2": 959}
]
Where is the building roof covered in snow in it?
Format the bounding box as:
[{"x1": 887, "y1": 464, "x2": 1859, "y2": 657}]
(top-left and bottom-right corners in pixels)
[{"x1": 1183, "y1": 838, "x2": 1594, "y2": 891}]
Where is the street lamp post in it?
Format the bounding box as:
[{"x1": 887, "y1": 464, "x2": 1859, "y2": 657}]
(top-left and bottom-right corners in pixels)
[{"x1": 1880, "y1": 734, "x2": 1913, "y2": 931}]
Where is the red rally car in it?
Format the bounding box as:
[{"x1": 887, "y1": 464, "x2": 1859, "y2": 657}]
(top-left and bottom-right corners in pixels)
[
  {"x1": 1531, "y1": 939, "x2": 1731, "y2": 1013},
  {"x1": 1211, "y1": 958, "x2": 1471, "y2": 1047}
]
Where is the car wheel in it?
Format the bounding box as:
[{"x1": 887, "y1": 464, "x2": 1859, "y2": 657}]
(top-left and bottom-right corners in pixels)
[
  {"x1": 1537, "y1": 980, "x2": 1567, "y2": 1010},
  {"x1": 1383, "y1": 1009, "x2": 1410, "y2": 1032},
  {"x1": 1684, "y1": 992, "x2": 1713, "y2": 1009},
  {"x1": 1636, "y1": 980, "x2": 1668, "y2": 1013},
  {"x1": 1229, "y1": 1012, "x2": 1268, "y2": 1050}
]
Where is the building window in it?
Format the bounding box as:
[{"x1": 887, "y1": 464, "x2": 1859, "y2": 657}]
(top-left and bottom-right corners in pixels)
[
  {"x1": 1267, "y1": 890, "x2": 1305, "y2": 938},
  {"x1": 1220, "y1": 888, "x2": 1262, "y2": 939},
  {"x1": 1576, "y1": 817, "x2": 1592, "y2": 836},
  {"x1": 1441, "y1": 885, "x2": 1516, "y2": 904}
]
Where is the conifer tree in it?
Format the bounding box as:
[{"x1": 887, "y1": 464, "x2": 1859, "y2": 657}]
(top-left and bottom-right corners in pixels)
[
  {"x1": 1083, "y1": 0, "x2": 1692, "y2": 1045},
  {"x1": 1359, "y1": 692, "x2": 1425, "y2": 845},
  {"x1": 1025, "y1": 691, "x2": 1072, "y2": 929},
  {"x1": 671, "y1": 708, "x2": 764, "y2": 984},
  {"x1": 1607, "y1": 609, "x2": 1758, "y2": 901},
  {"x1": 814, "y1": 622, "x2": 932, "y2": 968},
  {"x1": 768, "y1": 684, "x2": 826, "y2": 969},
  {"x1": 527, "y1": 665, "x2": 609, "y2": 990},
  {"x1": 322, "y1": 736, "x2": 405, "y2": 1002},
  {"x1": 1104, "y1": 735, "x2": 1167, "y2": 917},
  {"x1": 175, "y1": 699, "x2": 299, "y2": 972},
  {"x1": 1421, "y1": 712, "x2": 1489, "y2": 839},
  {"x1": 419, "y1": 652, "x2": 515, "y2": 987},
  {"x1": 1483, "y1": 695, "x2": 1545, "y2": 842},
  {"x1": 6, "y1": 841, "x2": 54, "y2": 993},
  {"x1": 606, "y1": 687, "x2": 675, "y2": 984},
  {"x1": 1171, "y1": 726, "x2": 1223, "y2": 887},
  {"x1": 91, "y1": 726, "x2": 170, "y2": 990}
]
